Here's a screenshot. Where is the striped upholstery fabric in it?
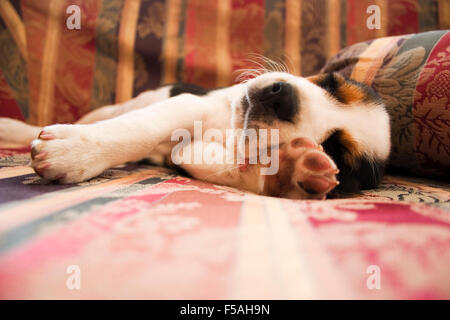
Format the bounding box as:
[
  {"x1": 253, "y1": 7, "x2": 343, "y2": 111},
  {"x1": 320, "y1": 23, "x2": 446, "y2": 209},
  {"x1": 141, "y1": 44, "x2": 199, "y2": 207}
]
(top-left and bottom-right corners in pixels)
[
  {"x1": 0, "y1": 148, "x2": 449, "y2": 299},
  {"x1": 1, "y1": 1, "x2": 449, "y2": 299},
  {"x1": 0, "y1": 0, "x2": 449, "y2": 125}
]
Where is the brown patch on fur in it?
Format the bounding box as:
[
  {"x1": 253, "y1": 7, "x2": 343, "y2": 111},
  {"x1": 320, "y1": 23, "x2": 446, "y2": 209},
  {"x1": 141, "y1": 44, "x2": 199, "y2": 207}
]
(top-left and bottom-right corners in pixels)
[
  {"x1": 306, "y1": 74, "x2": 326, "y2": 84},
  {"x1": 337, "y1": 82, "x2": 366, "y2": 104},
  {"x1": 338, "y1": 130, "x2": 362, "y2": 168},
  {"x1": 307, "y1": 73, "x2": 368, "y2": 104}
]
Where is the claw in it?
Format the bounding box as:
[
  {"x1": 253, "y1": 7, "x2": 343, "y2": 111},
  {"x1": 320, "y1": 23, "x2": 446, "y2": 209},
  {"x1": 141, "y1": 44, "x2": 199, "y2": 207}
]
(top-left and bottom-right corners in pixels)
[
  {"x1": 37, "y1": 162, "x2": 50, "y2": 170},
  {"x1": 33, "y1": 151, "x2": 48, "y2": 161},
  {"x1": 38, "y1": 131, "x2": 55, "y2": 140},
  {"x1": 34, "y1": 162, "x2": 50, "y2": 177},
  {"x1": 31, "y1": 147, "x2": 39, "y2": 160}
]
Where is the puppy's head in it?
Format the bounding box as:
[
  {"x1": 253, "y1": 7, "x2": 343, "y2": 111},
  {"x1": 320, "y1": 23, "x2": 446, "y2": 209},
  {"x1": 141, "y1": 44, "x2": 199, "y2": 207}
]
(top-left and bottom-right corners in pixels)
[{"x1": 233, "y1": 71, "x2": 391, "y2": 195}]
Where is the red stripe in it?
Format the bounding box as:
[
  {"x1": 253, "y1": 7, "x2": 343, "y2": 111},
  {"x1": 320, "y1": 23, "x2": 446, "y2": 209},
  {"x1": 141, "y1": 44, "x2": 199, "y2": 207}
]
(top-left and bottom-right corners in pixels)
[
  {"x1": 52, "y1": 0, "x2": 101, "y2": 123},
  {"x1": 346, "y1": 0, "x2": 358, "y2": 46},
  {"x1": 346, "y1": 0, "x2": 379, "y2": 46},
  {"x1": 230, "y1": 0, "x2": 264, "y2": 82},
  {"x1": 0, "y1": 70, "x2": 24, "y2": 121},
  {"x1": 183, "y1": 0, "x2": 219, "y2": 87},
  {"x1": 387, "y1": 0, "x2": 419, "y2": 35},
  {"x1": 183, "y1": 0, "x2": 197, "y2": 83}
]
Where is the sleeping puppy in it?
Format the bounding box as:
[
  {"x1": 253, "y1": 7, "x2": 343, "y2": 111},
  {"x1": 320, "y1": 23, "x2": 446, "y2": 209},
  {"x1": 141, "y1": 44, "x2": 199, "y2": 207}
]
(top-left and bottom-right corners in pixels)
[{"x1": 0, "y1": 72, "x2": 390, "y2": 199}]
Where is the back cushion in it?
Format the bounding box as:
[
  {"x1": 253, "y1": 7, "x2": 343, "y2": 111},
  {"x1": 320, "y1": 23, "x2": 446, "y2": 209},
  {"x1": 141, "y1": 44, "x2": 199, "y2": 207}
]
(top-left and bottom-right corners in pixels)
[
  {"x1": 322, "y1": 30, "x2": 450, "y2": 178},
  {"x1": 0, "y1": 0, "x2": 447, "y2": 126}
]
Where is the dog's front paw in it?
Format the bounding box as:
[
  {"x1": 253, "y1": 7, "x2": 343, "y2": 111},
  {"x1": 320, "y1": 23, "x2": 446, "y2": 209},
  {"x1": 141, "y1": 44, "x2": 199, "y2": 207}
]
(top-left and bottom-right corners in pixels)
[
  {"x1": 31, "y1": 124, "x2": 108, "y2": 183},
  {"x1": 288, "y1": 137, "x2": 339, "y2": 199},
  {"x1": 263, "y1": 137, "x2": 339, "y2": 199}
]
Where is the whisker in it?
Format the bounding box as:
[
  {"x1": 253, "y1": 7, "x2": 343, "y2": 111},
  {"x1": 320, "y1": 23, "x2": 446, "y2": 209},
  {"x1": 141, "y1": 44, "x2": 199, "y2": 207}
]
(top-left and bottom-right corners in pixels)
[
  {"x1": 239, "y1": 86, "x2": 254, "y2": 154},
  {"x1": 282, "y1": 54, "x2": 294, "y2": 74},
  {"x1": 234, "y1": 68, "x2": 265, "y2": 82},
  {"x1": 234, "y1": 53, "x2": 294, "y2": 83},
  {"x1": 250, "y1": 54, "x2": 288, "y2": 73}
]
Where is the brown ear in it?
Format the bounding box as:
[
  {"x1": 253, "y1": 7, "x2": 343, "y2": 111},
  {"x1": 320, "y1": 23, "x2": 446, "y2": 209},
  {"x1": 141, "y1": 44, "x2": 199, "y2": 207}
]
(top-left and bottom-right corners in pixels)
[
  {"x1": 306, "y1": 73, "x2": 327, "y2": 84},
  {"x1": 334, "y1": 130, "x2": 362, "y2": 168},
  {"x1": 322, "y1": 130, "x2": 386, "y2": 195},
  {"x1": 307, "y1": 73, "x2": 372, "y2": 105}
]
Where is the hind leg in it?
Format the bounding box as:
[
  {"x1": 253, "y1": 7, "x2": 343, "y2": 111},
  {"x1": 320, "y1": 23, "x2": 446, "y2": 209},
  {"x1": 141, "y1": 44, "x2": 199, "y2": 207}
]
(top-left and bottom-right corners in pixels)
[
  {"x1": 0, "y1": 118, "x2": 41, "y2": 146},
  {"x1": 0, "y1": 87, "x2": 171, "y2": 146},
  {"x1": 77, "y1": 88, "x2": 170, "y2": 124}
]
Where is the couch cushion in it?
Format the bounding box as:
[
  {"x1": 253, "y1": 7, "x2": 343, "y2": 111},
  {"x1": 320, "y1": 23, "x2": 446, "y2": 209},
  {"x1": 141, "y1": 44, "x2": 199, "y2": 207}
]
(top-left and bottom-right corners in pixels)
[
  {"x1": 0, "y1": 148, "x2": 449, "y2": 299},
  {"x1": 322, "y1": 31, "x2": 450, "y2": 179},
  {"x1": 0, "y1": 0, "x2": 447, "y2": 125}
]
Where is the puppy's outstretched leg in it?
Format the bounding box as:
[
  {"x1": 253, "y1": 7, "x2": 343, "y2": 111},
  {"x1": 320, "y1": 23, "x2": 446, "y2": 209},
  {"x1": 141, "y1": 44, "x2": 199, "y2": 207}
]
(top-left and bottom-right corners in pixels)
[
  {"x1": 77, "y1": 88, "x2": 170, "y2": 124},
  {"x1": 0, "y1": 118, "x2": 41, "y2": 146},
  {"x1": 30, "y1": 93, "x2": 214, "y2": 183},
  {"x1": 0, "y1": 87, "x2": 170, "y2": 146}
]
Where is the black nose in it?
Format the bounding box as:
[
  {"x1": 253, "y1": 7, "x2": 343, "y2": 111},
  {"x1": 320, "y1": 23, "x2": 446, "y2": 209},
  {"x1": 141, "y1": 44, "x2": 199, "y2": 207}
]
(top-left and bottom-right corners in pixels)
[{"x1": 259, "y1": 82, "x2": 297, "y2": 121}]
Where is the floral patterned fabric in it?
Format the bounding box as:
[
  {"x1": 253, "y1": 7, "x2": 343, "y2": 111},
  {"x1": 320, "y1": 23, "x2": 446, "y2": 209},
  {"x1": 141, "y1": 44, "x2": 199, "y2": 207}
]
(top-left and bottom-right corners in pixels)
[
  {"x1": 0, "y1": 0, "x2": 448, "y2": 126},
  {"x1": 323, "y1": 30, "x2": 450, "y2": 179},
  {"x1": 0, "y1": 148, "x2": 449, "y2": 299}
]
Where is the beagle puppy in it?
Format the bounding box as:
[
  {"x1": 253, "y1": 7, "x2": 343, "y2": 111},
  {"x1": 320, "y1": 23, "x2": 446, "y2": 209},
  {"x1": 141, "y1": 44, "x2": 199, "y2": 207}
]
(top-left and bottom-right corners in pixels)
[{"x1": 0, "y1": 72, "x2": 390, "y2": 199}]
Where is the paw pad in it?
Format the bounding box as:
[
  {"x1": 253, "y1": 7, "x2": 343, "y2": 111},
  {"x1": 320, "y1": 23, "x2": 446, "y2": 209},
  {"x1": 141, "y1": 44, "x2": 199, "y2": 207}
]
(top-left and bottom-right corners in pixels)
[
  {"x1": 302, "y1": 151, "x2": 335, "y2": 172},
  {"x1": 298, "y1": 176, "x2": 338, "y2": 195},
  {"x1": 263, "y1": 136, "x2": 339, "y2": 199},
  {"x1": 290, "y1": 137, "x2": 317, "y2": 149}
]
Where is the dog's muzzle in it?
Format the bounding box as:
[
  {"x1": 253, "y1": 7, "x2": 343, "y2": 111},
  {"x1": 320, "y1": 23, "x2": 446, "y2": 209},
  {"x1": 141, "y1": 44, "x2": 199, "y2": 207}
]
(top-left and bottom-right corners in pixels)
[{"x1": 249, "y1": 82, "x2": 298, "y2": 122}]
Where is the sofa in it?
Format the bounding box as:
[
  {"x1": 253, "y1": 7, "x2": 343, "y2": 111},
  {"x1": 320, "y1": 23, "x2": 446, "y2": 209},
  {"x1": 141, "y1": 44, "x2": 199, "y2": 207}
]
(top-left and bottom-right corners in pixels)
[{"x1": 0, "y1": 0, "x2": 449, "y2": 299}]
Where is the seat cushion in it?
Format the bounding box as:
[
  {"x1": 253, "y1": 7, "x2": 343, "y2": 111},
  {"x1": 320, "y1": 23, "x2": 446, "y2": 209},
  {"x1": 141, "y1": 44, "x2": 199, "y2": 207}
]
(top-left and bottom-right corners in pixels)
[{"x1": 0, "y1": 147, "x2": 449, "y2": 299}]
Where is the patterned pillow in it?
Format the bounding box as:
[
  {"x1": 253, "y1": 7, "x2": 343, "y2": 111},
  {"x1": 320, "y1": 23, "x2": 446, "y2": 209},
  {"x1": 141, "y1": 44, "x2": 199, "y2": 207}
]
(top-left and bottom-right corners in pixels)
[{"x1": 322, "y1": 30, "x2": 450, "y2": 179}]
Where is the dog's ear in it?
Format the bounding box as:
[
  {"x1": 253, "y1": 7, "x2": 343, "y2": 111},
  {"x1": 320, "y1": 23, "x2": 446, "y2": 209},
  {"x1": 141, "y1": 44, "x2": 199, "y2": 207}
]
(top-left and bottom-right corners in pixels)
[
  {"x1": 307, "y1": 73, "x2": 388, "y2": 195},
  {"x1": 307, "y1": 72, "x2": 380, "y2": 105},
  {"x1": 307, "y1": 73, "x2": 387, "y2": 195},
  {"x1": 322, "y1": 130, "x2": 386, "y2": 197}
]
